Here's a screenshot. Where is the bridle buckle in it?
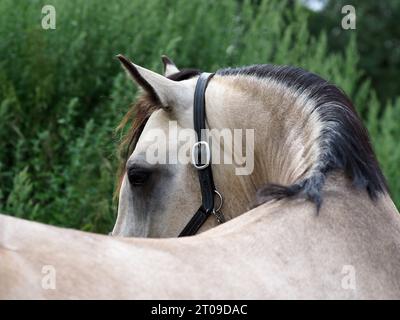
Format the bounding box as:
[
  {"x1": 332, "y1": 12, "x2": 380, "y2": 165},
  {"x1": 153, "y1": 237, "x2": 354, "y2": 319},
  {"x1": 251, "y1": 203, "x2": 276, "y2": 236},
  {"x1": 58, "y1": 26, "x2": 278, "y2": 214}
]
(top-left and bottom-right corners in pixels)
[
  {"x1": 212, "y1": 209, "x2": 225, "y2": 224},
  {"x1": 191, "y1": 141, "x2": 211, "y2": 170},
  {"x1": 212, "y1": 189, "x2": 225, "y2": 224}
]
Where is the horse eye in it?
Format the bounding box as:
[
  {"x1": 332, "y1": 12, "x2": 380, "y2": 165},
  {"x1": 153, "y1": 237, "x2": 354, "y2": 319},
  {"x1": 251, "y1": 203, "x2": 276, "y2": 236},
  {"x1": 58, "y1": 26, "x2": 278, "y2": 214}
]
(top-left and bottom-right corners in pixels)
[{"x1": 127, "y1": 167, "x2": 151, "y2": 186}]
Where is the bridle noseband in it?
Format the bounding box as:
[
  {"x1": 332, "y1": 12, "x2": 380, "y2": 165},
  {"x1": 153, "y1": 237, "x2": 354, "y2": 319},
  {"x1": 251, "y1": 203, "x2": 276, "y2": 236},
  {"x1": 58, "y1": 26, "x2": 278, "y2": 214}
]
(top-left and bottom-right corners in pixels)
[{"x1": 178, "y1": 73, "x2": 225, "y2": 237}]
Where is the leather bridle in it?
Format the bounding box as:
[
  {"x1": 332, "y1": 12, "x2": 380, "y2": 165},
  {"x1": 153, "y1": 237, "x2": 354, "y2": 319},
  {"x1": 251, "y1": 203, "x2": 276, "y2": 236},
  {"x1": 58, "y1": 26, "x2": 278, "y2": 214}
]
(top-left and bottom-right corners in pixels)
[{"x1": 178, "y1": 73, "x2": 225, "y2": 237}]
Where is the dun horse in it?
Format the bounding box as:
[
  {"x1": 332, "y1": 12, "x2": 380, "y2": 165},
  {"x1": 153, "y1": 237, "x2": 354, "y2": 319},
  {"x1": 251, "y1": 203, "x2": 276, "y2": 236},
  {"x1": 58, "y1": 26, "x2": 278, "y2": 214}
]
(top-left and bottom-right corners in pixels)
[{"x1": 1, "y1": 55, "x2": 399, "y2": 299}]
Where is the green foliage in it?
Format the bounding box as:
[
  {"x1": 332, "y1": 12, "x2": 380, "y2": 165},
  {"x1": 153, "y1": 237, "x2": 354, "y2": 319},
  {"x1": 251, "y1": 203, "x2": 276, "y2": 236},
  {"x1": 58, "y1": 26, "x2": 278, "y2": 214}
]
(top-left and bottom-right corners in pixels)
[
  {"x1": 3, "y1": 167, "x2": 39, "y2": 219},
  {"x1": 308, "y1": 0, "x2": 400, "y2": 103},
  {"x1": 0, "y1": 0, "x2": 398, "y2": 233},
  {"x1": 366, "y1": 97, "x2": 400, "y2": 204}
]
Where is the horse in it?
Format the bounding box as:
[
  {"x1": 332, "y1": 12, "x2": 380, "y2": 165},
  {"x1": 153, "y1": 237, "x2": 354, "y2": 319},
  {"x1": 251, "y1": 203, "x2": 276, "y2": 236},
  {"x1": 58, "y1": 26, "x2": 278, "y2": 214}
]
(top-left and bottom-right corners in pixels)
[
  {"x1": 112, "y1": 55, "x2": 397, "y2": 238},
  {"x1": 1, "y1": 56, "x2": 399, "y2": 299}
]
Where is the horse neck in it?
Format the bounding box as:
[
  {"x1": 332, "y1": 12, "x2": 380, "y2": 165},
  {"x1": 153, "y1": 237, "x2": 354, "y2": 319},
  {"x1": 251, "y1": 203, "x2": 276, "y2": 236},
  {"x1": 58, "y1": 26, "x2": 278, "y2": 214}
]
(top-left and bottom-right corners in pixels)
[{"x1": 205, "y1": 75, "x2": 322, "y2": 219}]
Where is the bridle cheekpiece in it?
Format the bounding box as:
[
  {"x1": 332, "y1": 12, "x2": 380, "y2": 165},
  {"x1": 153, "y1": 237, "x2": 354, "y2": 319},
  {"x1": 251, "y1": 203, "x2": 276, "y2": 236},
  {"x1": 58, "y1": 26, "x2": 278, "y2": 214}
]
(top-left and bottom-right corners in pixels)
[{"x1": 178, "y1": 73, "x2": 225, "y2": 237}]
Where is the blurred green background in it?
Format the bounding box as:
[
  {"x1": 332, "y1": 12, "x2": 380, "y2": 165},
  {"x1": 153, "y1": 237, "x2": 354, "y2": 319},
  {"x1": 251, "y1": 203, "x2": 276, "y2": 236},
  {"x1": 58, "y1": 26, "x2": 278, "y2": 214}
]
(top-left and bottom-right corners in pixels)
[{"x1": 0, "y1": 0, "x2": 399, "y2": 233}]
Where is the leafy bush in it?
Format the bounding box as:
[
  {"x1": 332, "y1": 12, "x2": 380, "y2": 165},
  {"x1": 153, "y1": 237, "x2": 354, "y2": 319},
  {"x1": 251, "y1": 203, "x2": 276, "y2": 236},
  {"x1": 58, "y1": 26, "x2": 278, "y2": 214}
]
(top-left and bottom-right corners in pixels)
[{"x1": 0, "y1": 0, "x2": 398, "y2": 233}]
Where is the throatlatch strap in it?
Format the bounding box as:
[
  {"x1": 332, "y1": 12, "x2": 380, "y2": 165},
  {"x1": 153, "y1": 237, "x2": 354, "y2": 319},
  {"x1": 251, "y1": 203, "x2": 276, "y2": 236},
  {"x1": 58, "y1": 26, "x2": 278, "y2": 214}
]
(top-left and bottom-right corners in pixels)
[
  {"x1": 178, "y1": 206, "x2": 209, "y2": 237},
  {"x1": 179, "y1": 72, "x2": 215, "y2": 237}
]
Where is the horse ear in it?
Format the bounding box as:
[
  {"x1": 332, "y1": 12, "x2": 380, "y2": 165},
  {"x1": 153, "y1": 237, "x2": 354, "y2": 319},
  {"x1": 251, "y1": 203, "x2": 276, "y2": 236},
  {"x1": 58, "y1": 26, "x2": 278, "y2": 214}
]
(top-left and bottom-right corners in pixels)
[
  {"x1": 117, "y1": 54, "x2": 188, "y2": 108},
  {"x1": 161, "y1": 55, "x2": 180, "y2": 77}
]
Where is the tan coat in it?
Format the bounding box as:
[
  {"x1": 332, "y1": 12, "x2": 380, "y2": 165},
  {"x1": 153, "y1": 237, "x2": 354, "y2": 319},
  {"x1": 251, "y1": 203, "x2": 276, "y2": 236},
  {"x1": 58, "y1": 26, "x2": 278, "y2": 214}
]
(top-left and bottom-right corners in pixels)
[{"x1": 1, "y1": 173, "x2": 400, "y2": 299}]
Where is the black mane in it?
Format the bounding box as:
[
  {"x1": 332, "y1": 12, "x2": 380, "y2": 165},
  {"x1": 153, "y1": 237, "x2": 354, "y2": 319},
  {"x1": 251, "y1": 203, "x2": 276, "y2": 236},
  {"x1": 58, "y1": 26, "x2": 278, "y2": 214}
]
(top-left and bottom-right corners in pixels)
[{"x1": 217, "y1": 65, "x2": 388, "y2": 209}]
